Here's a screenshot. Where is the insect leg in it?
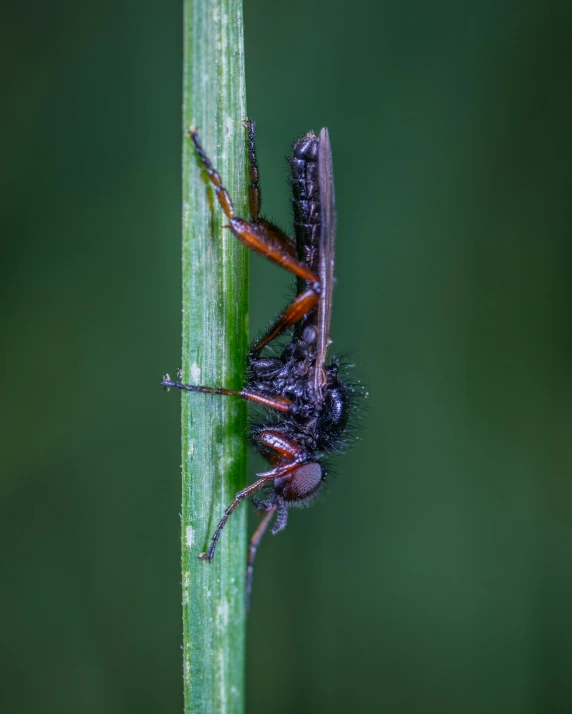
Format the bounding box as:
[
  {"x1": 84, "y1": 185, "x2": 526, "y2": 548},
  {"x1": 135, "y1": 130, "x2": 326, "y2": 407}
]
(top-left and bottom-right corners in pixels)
[
  {"x1": 201, "y1": 461, "x2": 297, "y2": 563},
  {"x1": 244, "y1": 119, "x2": 261, "y2": 221},
  {"x1": 244, "y1": 120, "x2": 297, "y2": 256},
  {"x1": 200, "y1": 477, "x2": 273, "y2": 563},
  {"x1": 189, "y1": 127, "x2": 315, "y2": 282},
  {"x1": 271, "y1": 498, "x2": 288, "y2": 535},
  {"x1": 246, "y1": 506, "x2": 276, "y2": 611},
  {"x1": 227, "y1": 217, "x2": 318, "y2": 282},
  {"x1": 188, "y1": 127, "x2": 236, "y2": 219},
  {"x1": 255, "y1": 218, "x2": 298, "y2": 258},
  {"x1": 252, "y1": 287, "x2": 319, "y2": 352},
  {"x1": 257, "y1": 428, "x2": 306, "y2": 460},
  {"x1": 161, "y1": 375, "x2": 293, "y2": 413}
]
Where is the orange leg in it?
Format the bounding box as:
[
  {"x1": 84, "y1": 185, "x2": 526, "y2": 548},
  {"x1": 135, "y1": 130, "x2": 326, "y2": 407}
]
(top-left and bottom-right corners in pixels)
[
  {"x1": 189, "y1": 127, "x2": 317, "y2": 284},
  {"x1": 244, "y1": 121, "x2": 297, "y2": 257},
  {"x1": 252, "y1": 287, "x2": 319, "y2": 352},
  {"x1": 257, "y1": 428, "x2": 306, "y2": 461},
  {"x1": 255, "y1": 218, "x2": 297, "y2": 259},
  {"x1": 161, "y1": 375, "x2": 293, "y2": 413}
]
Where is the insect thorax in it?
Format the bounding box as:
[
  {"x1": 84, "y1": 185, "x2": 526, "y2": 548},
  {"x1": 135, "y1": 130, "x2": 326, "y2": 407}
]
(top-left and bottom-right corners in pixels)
[{"x1": 248, "y1": 338, "x2": 350, "y2": 454}]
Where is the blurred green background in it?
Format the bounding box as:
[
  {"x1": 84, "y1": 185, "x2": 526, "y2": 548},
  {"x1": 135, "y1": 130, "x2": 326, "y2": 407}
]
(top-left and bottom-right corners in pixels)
[{"x1": 2, "y1": 0, "x2": 571, "y2": 712}]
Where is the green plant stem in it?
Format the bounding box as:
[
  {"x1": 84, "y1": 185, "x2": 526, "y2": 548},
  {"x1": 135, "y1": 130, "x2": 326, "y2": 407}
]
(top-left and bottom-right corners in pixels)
[{"x1": 181, "y1": 1, "x2": 248, "y2": 712}]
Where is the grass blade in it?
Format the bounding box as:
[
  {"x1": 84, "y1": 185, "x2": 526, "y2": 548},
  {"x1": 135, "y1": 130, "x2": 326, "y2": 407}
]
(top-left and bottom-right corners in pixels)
[{"x1": 181, "y1": 1, "x2": 248, "y2": 711}]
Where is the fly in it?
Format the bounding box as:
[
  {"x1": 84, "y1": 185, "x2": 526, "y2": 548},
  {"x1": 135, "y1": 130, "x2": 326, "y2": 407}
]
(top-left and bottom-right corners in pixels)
[{"x1": 163, "y1": 121, "x2": 356, "y2": 608}]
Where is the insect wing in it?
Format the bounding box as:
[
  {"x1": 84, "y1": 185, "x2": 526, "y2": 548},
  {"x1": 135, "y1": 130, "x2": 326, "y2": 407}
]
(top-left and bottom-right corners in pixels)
[{"x1": 314, "y1": 127, "x2": 337, "y2": 397}]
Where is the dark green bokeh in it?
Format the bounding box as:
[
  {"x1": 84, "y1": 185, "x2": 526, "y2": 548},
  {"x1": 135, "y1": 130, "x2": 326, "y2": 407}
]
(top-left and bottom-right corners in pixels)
[{"x1": 2, "y1": 1, "x2": 571, "y2": 713}]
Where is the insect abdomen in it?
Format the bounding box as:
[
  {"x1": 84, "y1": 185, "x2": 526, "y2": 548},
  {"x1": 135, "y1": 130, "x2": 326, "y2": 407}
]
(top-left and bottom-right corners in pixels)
[{"x1": 290, "y1": 134, "x2": 321, "y2": 272}]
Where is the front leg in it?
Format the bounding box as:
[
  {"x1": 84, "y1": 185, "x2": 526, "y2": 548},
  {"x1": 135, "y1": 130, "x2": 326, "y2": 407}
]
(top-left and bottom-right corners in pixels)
[{"x1": 200, "y1": 460, "x2": 298, "y2": 563}]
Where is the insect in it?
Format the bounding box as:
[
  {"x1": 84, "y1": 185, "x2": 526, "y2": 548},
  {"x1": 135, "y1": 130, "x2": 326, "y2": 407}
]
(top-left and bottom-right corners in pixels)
[{"x1": 162, "y1": 121, "x2": 355, "y2": 606}]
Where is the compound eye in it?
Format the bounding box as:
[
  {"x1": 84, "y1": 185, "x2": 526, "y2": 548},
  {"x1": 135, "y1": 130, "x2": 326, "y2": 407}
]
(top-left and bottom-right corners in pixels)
[{"x1": 282, "y1": 462, "x2": 323, "y2": 503}]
